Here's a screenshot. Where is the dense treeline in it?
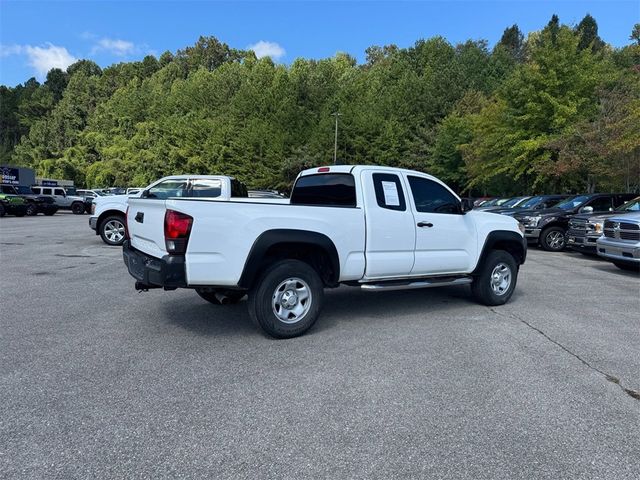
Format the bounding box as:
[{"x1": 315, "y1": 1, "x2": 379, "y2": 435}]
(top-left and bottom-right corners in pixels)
[{"x1": 1, "y1": 15, "x2": 639, "y2": 194}]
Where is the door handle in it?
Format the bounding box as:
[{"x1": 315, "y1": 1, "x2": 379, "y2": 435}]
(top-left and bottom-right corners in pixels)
[{"x1": 417, "y1": 221, "x2": 433, "y2": 228}]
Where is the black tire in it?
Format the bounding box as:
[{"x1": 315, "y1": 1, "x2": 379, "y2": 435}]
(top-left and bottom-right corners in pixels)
[
  {"x1": 248, "y1": 259, "x2": 324, "y2": 339},
  {"x1": 613, "y1": 262, "x2": 640, "y2": 272},
  {"x1": 99, "y1": 215, "x2": 126, "y2": 246},
  {"x1": 71, "y1": 202, "x2": 85, "y2": 215},
  {"x1": 0, "y1": 204, "x2": 5, "y2": 217},
  {"x1": 26, "y1": 203, "x2": 38, "y2": 216},
  {"x1": 44, "y1": 209, "x2": 56, "y2": 216},
  {"x1": 196, "y1": 288, "x2": 245, "y2": 305},
  {"x1": 471, "y1": 250, "x2": 518, "y2": 306},
  {"x1": 15, "y1": 210, "x2": 26, "y2": 217},
  {"x1": 540, "y1": 226, "x2": 566, "y2": 251}
]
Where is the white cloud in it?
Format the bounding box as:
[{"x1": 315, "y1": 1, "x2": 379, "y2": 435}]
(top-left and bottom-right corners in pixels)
[
  {"x1": 91, "y1": 37, "x2": 136, "y2": 56},
  {"x1": 248, "y1": 40, "x2": 286, "y2": 60},
  {"x1": 0, "y1": 43, "x2": 77, "y2": 77}
]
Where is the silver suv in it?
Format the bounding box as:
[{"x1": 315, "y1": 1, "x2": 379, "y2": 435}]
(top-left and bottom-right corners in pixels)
[{"x1": 596, "y1": 212, "x2": 640, "y2": 271}]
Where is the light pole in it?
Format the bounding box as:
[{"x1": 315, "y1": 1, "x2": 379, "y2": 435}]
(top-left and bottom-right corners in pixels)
[{"x1": 331, "y1": 112, "x2": 341, "y2": 165}]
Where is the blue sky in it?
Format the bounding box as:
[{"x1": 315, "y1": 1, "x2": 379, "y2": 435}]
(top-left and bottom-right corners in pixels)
[{"x1": 1, "y1": 0, "x2": 638, "y2": 86}]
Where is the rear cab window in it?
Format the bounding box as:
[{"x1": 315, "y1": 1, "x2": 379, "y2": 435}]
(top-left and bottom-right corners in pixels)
[
  {"x1": 290, "y1": 173, "x2": 356, "y2": 207},
  {"x1": 372, "y1": 173, "x2": 406, "y2": 211}
]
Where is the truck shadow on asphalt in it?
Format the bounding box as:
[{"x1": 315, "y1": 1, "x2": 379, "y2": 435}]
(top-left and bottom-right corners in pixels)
[{"x1": 161, "y1": 285, "x2": 501, "y2": 338}]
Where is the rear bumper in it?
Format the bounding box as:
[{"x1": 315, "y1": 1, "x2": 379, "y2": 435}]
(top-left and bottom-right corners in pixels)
[
  {"x1": 596, "y1": 237, "x2": 640, "y2": 264},
  {"x1": 122, "y1": 240, "x2": 187, "y2": 289}
]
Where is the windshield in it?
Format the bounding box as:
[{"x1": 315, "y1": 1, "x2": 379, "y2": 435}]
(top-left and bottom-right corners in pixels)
[
  {"x1": 495, "y1": 198, "x2": 512, "y2": 206},
  {"x1": 519, "y1": 196, "x2": 544, "y2": 208},
  {"x1": 65, "y1": 187, "x2": 77, "y2": 195},
  {"x1": 555, "y1": 195, "x2": 589, "y2": 210},
  {"x1": 617, "y1": 197, "x2": 640, "y2": 212}
]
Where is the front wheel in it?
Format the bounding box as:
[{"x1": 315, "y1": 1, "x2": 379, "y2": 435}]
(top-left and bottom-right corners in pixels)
[
  {"x1": 248, "y1": 259, "x2": 324, "y2": 338},
  {"x1": 471, "y1": 250, "x2": 518, "y2": 306},
  {"x1": 99, "y1": 216, "x2": 126, "y2": 246},
  {"x1": 540, "y1": 226, "x2": 566, "y2": 251},
  {"x1": 71, "y1": 202, "x2": 85, "y2": 215}
]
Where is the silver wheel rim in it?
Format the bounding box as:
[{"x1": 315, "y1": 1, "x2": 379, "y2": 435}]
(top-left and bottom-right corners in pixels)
[
  {"x1": 490, "y1": 263, "x2": 512, "y2": 296},
  {"x1": 272, "y1": 277, "x2": 312, "y2": 324},
  {"x1": 104, "y1": 220, "x2": 125, "y2": 243},
  {"x1": 546, "y1": 231, "x2": 565, "y2": 249}
]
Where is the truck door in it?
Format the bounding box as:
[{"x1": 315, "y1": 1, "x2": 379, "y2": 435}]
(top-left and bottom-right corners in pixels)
[
  {"x1": 53, "y1": 188, "x2": 69, "y2": 207},
  {"x1": 361, "y1": 170, "x2": 415, "y2": 279},
  {"x1": 404, "y1": 174, "x2": 477, "y2": 275}
]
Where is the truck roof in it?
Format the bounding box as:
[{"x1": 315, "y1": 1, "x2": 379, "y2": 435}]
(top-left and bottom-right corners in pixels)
[{"x1": 297, "y1": 165, "x2": 444, "y2": 184}]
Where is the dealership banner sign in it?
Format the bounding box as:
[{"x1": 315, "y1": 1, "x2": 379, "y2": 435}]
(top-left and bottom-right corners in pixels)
[{"x1": 1, "y1": 167, "x2": 20, "y2": 185}]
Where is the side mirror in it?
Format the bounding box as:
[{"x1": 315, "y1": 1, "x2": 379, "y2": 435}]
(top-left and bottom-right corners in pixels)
[
  {"x1": 460, "y1": 198, "x2": 473, "y2": 213},
  {"x1": 581, "y1": 206, "x2": 593, "y2": 214}
]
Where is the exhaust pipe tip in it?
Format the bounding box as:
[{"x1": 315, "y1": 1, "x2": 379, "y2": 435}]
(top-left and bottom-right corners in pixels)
[{"x1": 215, "y1": 292, "x2": 230, "y2": 305}]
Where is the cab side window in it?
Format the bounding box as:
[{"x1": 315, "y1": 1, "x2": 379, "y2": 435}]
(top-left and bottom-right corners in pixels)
[
  {"x1": 54, "y1": 188, "x2": 65, "y2": 196},
  {"x1": 587, "y1": 197, "x2": 612, "y2": 212},
  {"x1": 42, "y1": 188, "x2": 52, "y2": 195},
  {"x1": 372, "y1": 173, "x2": 406, "y2": 211},
  {"x1": 144, "y1": 180, "x2": 188, "y2": 199},
  {"x1": 407, "y1": 176, "x2": 460, "y2": 214}
]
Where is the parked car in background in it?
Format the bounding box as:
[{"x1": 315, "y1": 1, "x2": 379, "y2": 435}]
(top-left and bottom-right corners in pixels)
[
  {"x1": 496, "y1": 195, "x2": 570, "y2": 217},
  {"x1": 31, "y1": 185, "x2": 86, "y2": 214},
  {"x1": 0, "y1": 193, "x2": 28, "y2": 217},
  {"x1": 473, "y1": 197, "x2": 493, "y2": 207},
  {"x1": 513, "y1": 193, "x2": 636, "y2": 252},
  {"x1": 1, "y1": 184, "x2": 58, "y2": 215},
  {"x1": 248, "y1": 190, "x2": 287, "y2": 199},
  {"x1": 567, "y1": 196, "x2": 640, "y2": 254},
  {"x1": 596, "y1": 212, "x2": 640, "y2": 271},
  {"x1": 89, "y1": 175, "x2": 249, "y2": 246},
  {"x1": 481, "y1": 196, "x2": 531, "y2": 212},
  {"x1": 475, "y1": 197, "x2": 515, "y2": 211}
]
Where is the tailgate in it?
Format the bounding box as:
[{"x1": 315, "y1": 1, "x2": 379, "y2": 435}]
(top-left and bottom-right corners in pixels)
[{"x1": 126, "y1": 198, "x2": 168, "y2": 258}]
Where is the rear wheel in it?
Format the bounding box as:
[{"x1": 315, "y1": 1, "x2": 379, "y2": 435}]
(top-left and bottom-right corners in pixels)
[
  {"x1": 71, "y1": 202, "x2": 85, "y2": 215},
  {"x1": 99, "y1": 216, "x2": 126, "y2": 246},
  {"x1": 248, "y1": 259, "x2": 324, "y2": 339},
  {"x1": 540, "y1": 226, "x2": 566, "y2": 251},
  {"x1": 472, "y1": 250, "x2": 518, "y2": 306},
  {"x1": 196, "y1": 288, "x2": 245, "y2": 305}
]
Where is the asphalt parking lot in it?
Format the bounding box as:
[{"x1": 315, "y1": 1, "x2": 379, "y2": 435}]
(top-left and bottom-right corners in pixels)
[{"x1": 1, "y1": 213, "x2": 639, "y2": 479}]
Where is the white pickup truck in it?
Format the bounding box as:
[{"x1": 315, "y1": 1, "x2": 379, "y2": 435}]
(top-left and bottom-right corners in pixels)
[
  {"x1": 123, "y1": 166, "x2": 527, "y2": 338},
  {"x1": 90, "y1": 175, "x2": 249, "y2": 245}
]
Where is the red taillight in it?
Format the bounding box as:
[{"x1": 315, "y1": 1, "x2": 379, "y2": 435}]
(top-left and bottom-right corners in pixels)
[
  {"x1": 318, "y1": 167, "x2": 330, "y2": 172},
  {"x1": 124, "y1": 206, "x2": 130, "y2": 240},
  {"x1": 164, "y1": 209, "x2": 193, "y2": 254}
]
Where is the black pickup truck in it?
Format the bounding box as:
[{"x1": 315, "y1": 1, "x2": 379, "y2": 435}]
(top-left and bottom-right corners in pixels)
[{"x1": 513, "y1": 193, "x2": 636, "y2": 252}]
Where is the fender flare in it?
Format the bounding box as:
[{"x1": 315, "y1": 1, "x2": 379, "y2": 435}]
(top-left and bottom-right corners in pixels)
[
  {"x1": 238, "y1": 229, "x2": 340, "y2": 288},
  {"x1": 473, "y1": 230, "x2": 527, "y2": 274}
]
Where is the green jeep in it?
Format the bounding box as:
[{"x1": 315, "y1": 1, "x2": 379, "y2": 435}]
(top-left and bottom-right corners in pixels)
[{"x1": 0, "y1": 193, "x2": 28, "y2": 217}]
